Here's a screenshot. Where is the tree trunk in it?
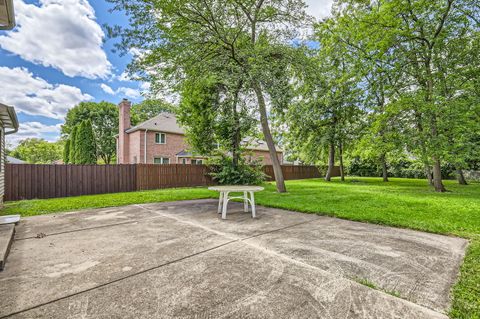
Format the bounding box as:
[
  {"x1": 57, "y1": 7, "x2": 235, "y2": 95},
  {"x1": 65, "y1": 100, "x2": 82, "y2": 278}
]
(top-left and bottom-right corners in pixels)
[
  {"x1": 325, "y1": 142, "x2": 335, "y2": 182},
  {"x1": 380, "y1": 154, "x2": 389, "y2": 182},
  {"x1": 339, "y1": 142, "x2": 345, "y2": 182},
  {"x1": 456, "y1": 169, "x2": 468, "y2": 185},
  {"x1": 424, "y1": 164, "x2": 434, "y2": 186},
  {"x1": 231, "y1": 82, "x2": 242, "y2": 168},
  {"x1": 432, "y1": 157, "x2": 446, "y2": 192},
  {"x1": 425, "y1": 59, "x2": 446, "y2": 192},
  {"x1": 252, "y1": 82, "x2": 286, "y2": 193}
]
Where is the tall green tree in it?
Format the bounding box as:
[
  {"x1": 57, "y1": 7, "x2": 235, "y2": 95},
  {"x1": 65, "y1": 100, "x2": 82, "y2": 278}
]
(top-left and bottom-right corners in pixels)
[
  {"x1": 326, "y1": 0, "x2": 480, "y2": 192},
  {"x1": 63, "y1": 139, "x2": 71, "y2": 164},
  {"x1": 285, "y1": 30, "x2": 363, "y2": 182},
  {"x1": 62, "y1": 102, "x2": 118, "y2": 164},
  {"x1": 69, "y1": 125, "x2": 79, "y2": 164},
  {"x1": 131, "y1": 99, "x2": 174, "y2": 125},
  {"x1": 74, "y1": 120, "x2": 97, "y2": 164},
  {"x1": 178, "y1": 74, "x2": 255, "y2": 167},
  {"x1": 107, "y1": 0, "x2": 311, "y2": 193},
  {"x1": 10, "y1": 139, "x2": 63, "y2": 164}
]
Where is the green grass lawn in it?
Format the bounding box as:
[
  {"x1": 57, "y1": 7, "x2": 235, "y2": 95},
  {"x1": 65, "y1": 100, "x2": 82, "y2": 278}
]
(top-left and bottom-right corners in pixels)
[
  {"x1": 1, "y1": 177, "x2": 479, "y2": 318},
  {"x1": 0, "y1": 187, "x2": 217, "y2": 217}
]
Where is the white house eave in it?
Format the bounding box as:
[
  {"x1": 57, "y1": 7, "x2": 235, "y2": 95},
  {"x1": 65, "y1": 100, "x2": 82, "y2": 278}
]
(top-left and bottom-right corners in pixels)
[{"x1": 0, "y1": 0, "x2": 15, "y2": 30}]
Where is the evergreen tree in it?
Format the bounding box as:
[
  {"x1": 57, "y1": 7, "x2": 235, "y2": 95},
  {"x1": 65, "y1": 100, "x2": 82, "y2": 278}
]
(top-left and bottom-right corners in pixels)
[
  {"x1": 75, "y1": 120, "x2": 97, "y2": 164},
  {"x1": 63, "y1": 139, "x2": 70, "y2": 164},
  {"x1": 62, "y1": 101, "x2": 118, "y2": 164},
  {"x1": 69, "y1": 126, "x2": 78, "y2": 164}
]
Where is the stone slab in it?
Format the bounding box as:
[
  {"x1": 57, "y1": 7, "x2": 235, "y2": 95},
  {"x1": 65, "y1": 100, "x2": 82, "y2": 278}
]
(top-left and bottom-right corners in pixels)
[
  {"x1": 0, "y1": 224, "x2": 15, "y2": 271},
  {"x1": 0, "y1": 215, "x2": 231, "y2": 316},
  {"x1": 243, "y1": 217, "x2": 467, "y2": 313}
]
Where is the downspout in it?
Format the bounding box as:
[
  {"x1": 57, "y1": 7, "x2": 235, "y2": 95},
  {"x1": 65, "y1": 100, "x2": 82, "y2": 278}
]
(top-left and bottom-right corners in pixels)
[{"x1": 144, "y1": 129, "x2": 148, "y2": 164}]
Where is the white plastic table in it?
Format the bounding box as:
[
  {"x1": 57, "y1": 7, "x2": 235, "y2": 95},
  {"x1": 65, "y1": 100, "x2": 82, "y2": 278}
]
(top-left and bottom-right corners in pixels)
[{"x1": 208, "y1": 185, "x2": 264, "y2": 219}]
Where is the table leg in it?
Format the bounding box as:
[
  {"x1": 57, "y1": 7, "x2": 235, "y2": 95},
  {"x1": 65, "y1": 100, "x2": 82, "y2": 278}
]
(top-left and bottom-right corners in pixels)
[
  {"x1": 243, "y1": 191, "x2": 249, "y2": 212},
  {"x1": 249, "y1": 191, "x2": 256, "y2": 218},
  {"x1": 217, "y1": 191, "x2": 223, "y2": 214},
  {"x1": 222, "y1": 191, "x2": 229, "y2": 220}
]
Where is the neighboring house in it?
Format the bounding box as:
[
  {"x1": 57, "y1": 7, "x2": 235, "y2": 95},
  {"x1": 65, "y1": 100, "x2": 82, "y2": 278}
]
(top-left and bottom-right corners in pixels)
[
  {"x1": 0, "y1": 103, "x2": 19, "y2": 204},
  {"x1": 116, "y1": 99, "x2": 283, "y2": 165},
  {"x1": 6, "y1": 156, "x2": 25, "y2": 164}
]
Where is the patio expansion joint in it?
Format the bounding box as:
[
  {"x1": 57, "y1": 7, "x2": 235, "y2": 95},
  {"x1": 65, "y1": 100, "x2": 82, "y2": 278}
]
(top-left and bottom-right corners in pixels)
[
  {"x1": 14, "y1": 215, "x2": 166, "y2": 241},
  {"x1": 135, "y1": 204, "x2": 323, "y2": 242}
]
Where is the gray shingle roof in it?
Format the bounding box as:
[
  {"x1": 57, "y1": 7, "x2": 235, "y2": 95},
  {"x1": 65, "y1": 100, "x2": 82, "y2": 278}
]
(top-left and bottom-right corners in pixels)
[
  {"x1": 6, "y1": 156, "x2": 25, "y2": 164},
  {"x1": 241, "y1": 137, "x2": 283, "y2": 152},
  {"x1": 125, "y1": 113, "x2": 184, "y2": 134}
]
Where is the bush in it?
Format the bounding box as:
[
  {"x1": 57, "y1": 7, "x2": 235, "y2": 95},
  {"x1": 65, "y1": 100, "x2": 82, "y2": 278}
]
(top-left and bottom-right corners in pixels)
[
  {"x1": 347, "y1": 157, "x2": 379, "y2": 177},
  {"x1": 207, "y1": 154, "x2": 266, "y2": 185},
  {"x1": 348, "y1": 157, "x2": 456, "y2": 179}
]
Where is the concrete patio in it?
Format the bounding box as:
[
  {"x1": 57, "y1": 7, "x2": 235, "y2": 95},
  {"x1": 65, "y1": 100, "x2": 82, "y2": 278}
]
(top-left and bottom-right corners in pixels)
[{"x1": 0, "y1": 199, "x2": 467, "y2": 319}]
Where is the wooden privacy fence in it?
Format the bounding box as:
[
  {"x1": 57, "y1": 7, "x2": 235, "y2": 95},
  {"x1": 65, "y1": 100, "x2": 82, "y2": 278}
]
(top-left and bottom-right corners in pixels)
[
  {"x1": 5, "y1": 163, "x2": 334, "y2": 201},
  {"x1": 5, "y1": 164, "x2": 137, "y2": 201}
]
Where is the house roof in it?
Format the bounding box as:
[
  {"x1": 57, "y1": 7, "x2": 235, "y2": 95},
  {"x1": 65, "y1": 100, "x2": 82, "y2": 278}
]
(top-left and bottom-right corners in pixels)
[
  {"x1": 176, "y1": 150, "x2": 207, "y2": 158},
  {"x1": 6, "y1": 156, "x2": 25, "y2": 164},
  {"x1": 0, "y1": 103, "x2": 19, "y2": 133},
  {"x1": 125, "y1": 113, "x2": 185, "y2": 135},
  {"x1": 242, "y1": 137, "x2": 283, "y2": 153}
]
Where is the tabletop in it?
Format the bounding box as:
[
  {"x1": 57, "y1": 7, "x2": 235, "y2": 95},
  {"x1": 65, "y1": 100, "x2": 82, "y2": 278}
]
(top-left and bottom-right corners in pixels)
[{"x1": 208, "y1": 185, "x2": 264, "y2": 192}]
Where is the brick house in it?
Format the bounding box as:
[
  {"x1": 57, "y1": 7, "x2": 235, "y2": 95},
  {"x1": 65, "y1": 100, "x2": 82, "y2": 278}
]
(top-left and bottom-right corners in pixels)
[{"x1": 116, "y1": 99, "x2": 283, "y2": 165}]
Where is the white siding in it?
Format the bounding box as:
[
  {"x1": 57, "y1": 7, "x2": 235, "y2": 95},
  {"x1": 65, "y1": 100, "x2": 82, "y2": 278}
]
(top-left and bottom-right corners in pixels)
[{"x1": 0, "y1": 127, "x2": 4, "y2": 204}]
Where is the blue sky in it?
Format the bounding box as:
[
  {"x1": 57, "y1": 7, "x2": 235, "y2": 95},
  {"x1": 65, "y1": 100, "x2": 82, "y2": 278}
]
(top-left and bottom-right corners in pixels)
[{"x1": 0, "y1": 0, "x2": 331, "y2": 147}]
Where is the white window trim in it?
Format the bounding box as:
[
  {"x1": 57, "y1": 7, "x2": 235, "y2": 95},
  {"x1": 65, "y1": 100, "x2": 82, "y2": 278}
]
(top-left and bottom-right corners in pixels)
[
  {"x1": 155, "y1": 132, "x2": 166, "y2": 144},
  {"x1": 153, "y1": 157, "x2": 170, "y2": 165}
]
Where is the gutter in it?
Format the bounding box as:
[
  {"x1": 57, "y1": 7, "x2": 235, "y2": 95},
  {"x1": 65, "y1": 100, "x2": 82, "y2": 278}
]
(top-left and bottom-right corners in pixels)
[{"x1": 4, "y1": 106, "x2": 18, "y2": 135}]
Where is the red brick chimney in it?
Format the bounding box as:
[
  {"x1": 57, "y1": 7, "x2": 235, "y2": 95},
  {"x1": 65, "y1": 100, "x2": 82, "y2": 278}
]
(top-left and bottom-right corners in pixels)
[{"x1": 118, "y1": 99, "x2": 131, "y2": 164}]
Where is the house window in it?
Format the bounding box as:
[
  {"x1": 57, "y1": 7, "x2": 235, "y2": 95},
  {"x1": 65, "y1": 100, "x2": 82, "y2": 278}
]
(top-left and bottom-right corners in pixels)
[
  {"x1": 155, "y1": 133, "x2": 166, "y2": 144},
  {"x1": 154, "y1": 157, "x2": 170, "y2": 164},
  {"x1": 191, "y1": 159, "x2": 203, "y2": 165},
  {"x1": 182, "y1": 158, "x2": 187, "y2": 164}
]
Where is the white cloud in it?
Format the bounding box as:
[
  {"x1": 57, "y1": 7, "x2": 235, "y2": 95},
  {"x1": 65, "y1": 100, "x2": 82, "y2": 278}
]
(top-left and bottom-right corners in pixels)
[
  {"x1": 100, "y1": 83, "x2": 115, "y2": 95},
  {"x1": 118, "y1": 71, "x2": 132, "y2": 82},
  {"x1": 304, "y1": 0, "x2": 333, "y2": 20},
  {"x1": 118, "y1": 87, "x2": 141, "y2": 99},
  {"x1": 0, "y1": 66, "x2": 93, "y2": 119},
  {"x1": 0, "y1": 0, "x2": 111, "y2": 79},
  {"x1": 100, "y1": 83, "x2": 141, "y2": 99},
  {"x1": 5, "y1": 122, "x2": 62, "y2": 147},
  {"x1": 140, "y1": 82, "x2": 151, "y2": 91}
]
